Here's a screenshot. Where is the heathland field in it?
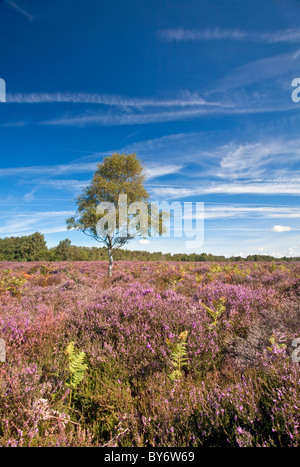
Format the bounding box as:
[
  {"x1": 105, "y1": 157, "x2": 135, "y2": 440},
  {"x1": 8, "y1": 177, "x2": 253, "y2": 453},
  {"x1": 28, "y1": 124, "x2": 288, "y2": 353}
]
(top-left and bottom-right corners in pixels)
[{"x1": 0, "y1": 260, "x2": 299, "y2": 447}]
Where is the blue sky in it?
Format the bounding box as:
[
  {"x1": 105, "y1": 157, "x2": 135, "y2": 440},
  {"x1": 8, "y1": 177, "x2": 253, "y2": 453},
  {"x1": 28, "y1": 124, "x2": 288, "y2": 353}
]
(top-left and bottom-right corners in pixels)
[{"x1": 0, "y1": 0, "x2": 300, "y2": 257}]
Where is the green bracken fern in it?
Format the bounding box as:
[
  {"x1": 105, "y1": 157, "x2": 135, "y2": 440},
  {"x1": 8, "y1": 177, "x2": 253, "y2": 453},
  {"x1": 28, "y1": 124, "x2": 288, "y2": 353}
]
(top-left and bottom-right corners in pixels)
[
  {"x1": 201, "y1": 298, "x2": 226, "y2": 327},
  {"x1": 65, "y1": 342, "x2": 88, "y2": 406},
  {"x1": 167, "y1": 330, "x2": 189, "y2": 381}
]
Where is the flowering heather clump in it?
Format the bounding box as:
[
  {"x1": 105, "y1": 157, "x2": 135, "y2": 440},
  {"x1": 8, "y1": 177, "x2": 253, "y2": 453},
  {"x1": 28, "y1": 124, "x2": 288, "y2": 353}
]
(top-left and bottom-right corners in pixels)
[{"x1": 0, "y1": 260, "x2": 299, "y2": 446}]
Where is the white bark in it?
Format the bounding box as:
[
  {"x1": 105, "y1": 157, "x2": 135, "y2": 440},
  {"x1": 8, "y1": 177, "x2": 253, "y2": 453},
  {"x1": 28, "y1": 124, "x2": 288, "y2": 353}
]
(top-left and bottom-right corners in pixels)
[{"x1": 108, "y1": 248, "x2": 113, "y2": 277}]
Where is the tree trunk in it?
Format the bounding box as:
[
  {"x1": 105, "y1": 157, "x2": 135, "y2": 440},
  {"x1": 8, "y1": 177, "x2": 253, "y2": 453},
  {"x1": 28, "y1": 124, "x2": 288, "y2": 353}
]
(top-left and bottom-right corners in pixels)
[{"x1": 108, "y1": 248, "x2": 113, "y2": 277}]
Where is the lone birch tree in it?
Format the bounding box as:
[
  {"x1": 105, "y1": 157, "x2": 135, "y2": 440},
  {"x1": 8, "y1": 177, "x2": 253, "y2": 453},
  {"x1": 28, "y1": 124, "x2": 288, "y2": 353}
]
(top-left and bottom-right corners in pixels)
[{"x1": 66, "y1": 153, "x2": 151, "y2": 276}]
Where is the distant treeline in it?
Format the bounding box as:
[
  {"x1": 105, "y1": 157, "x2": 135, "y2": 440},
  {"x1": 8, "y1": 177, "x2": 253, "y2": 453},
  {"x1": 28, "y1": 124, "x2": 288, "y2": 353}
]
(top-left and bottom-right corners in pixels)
[{"x1": 0, "y1": 232, "x2": 299, "y2": 262}]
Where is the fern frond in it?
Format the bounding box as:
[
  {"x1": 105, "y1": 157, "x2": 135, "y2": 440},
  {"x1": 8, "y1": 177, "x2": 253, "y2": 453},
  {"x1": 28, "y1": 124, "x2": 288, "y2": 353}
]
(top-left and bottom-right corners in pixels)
[
  {"x1": 167, "y1": 331, "x2": 189, "y2": 381},
  {"x1": 201, "y1": 299, "x2": 226, "y2": 326},
  {"x1": 65, "y1": 342, "x2": 88, "y2": 390}
]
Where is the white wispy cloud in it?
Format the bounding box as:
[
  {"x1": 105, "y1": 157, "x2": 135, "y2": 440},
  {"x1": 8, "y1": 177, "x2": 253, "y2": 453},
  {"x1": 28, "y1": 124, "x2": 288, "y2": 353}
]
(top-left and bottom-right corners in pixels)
[
  {"x1": 0, "y1": 211, "x2": 73, "y2": 236},
  {"x1": 6, "y1": 90, "x2": 221, "y2": 107},
  {"x1": 205, "y1": 180, "x2": 300, "y2": 195},
  {"x1": 144, "y1": 164, "x2": 184, "y2": 180},
  {"x1": 35, "y1": 89, "x2": 298, "y2": 127},
  {"x1": 40, "y1": 106, "x2": 225, "y2": 127},
  {"x1": 42, "y1": 103, "x2": 289, "y2": 127},
  {"x1": 4, "y1": 90, "x2": 235, "y2": 127},
  {"x1": 152, "y1": 179, "x2": 300, "y2": 198},
  {"x1": 6, "y1": 98, "x2": 295, "y2": 128},
  {"x1": 5, "y1": 75, "x2": 297, "y2": 128},
  {"x1": 140, "y1": 136, "x2": 300, "y2": 183},
  {"x1": 28, "y1": 166, "x2": 183, "y2": 192},
  {"x1": 22, "y1": 161, "x2": 178, "y2": 209},
  {"x1": 212, "y1": 139, "x2": 300, "y2": 179},
  {"x1": 204, "y1": 205, "x2": 300, "y2": 220},
  {"x1": 6, "y1": 0, "x2": 34, "y2": 21},
  {"x1": 0, "y1": 162, "x2": 98, "y2": 178},
  {"x1": 207, "y1": 49, "x2": 300, "y2": 93},
  {"x1": 36, "y1": 179, "x2": 90, "y2": 190},
  {"x1": 0, "y1": 160, "x2": 184, "y2": 189},
  {"x1": 23, "y1": 187, "x2": 38, "y2": 201},
  {"x1": 180, "y1": 203, "x2": 300, "y2": 220},
  {"x1": 158, "y1": 27, "x2": 300, "y2": 43}
]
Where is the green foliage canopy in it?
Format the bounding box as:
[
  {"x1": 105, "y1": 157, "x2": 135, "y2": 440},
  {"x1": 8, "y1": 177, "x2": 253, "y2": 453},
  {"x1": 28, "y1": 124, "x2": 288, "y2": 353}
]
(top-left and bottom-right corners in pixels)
[{"x1": 66, "y1": 153, "x2": 150, "y2": 250}]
